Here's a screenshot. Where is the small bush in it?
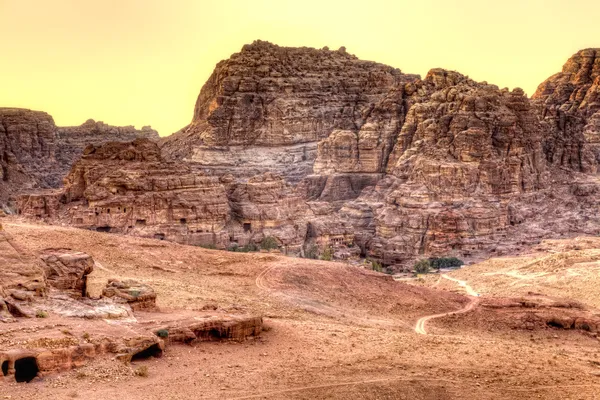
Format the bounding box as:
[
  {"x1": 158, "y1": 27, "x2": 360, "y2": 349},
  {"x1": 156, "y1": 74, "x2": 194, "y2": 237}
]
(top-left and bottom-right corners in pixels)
[
  {"x1": 260, "y1": 236, "x2": 279, "y2": 250},
  {"x1": 198, "y1": 244, "x2": 216, "y2": 250},
  {"x1": 229, "y1": 243, "x2": 259, "y2": 252},
  {"x1": 321, "y1": 246, "x2": 333, "y2": 261},
  {"x1": 242, "y1": 243, "x2": 259, "y2": 252},
  {"x1": 134, "y1": 365, "x2": 149, "y2": 377},
  {"x1": 414, "y1": 259, "x2": 431, "y2": 274},
  {"x1": 82, "y1": 332, "x2": 90, "y2": 340},
  {"x1": 130, "y1": 290, "x2": 141, "y2": 298},
  {"x1": 156, "y1": 329, "x2": 169, "y2": 338},
  {"x1": 304, "y1": 244, "x2": 319, "y2": 259},
  {"x1": 429, "y1": 257, "x2": 464, "y2": 270},
  {"x1": 227, "y1": 244, "x2": 239, "y2": 252},
  {"x1": 35, "y1": 310, "x2": 49, "y2": 318},
  {"x1": 370, "y1": 260, "x2": 383, "y2": 273}
]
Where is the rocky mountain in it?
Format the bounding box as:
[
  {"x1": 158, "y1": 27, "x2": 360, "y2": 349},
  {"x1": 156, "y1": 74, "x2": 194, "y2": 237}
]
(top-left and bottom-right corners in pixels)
[
  {"x1": 0, "y1": 108, "x2": 158, "y2": 207},
  {"x1": 17, "y1": 43, "x2": 600, "y2": 269},
  {"x1": 161, "y1": 40, "x2": 419, "y2": 183}
]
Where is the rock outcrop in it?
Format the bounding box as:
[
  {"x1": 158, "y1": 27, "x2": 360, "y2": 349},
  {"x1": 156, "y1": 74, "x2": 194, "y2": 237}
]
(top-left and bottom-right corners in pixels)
[
  {"x1": 0, "y1": 108, "x2": 158, "y2": 208},
  {"x1": 532, "y1": 48, "x2": 600, "y2": 171},
  {"x1": 0, "y1": 223, "x2": 262, "y2": 383},
  {"x1": 18, "y1": 44, "x2": 600, "y2": 268},
  {"x1": 161, "y1": 40, "x2": 418, "y2": 183},
  {"x1": 102, "y1": 279, "x2": 157, "y2": 311},
  {"x1": 18, "y1": 140, "x2": 312, "y2": 252}
]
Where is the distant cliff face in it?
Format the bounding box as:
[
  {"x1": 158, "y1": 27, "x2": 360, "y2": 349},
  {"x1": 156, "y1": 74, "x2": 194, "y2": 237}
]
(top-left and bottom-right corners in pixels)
[
  {"x1": 0, "y1": 108, "x2": 158, "y2": 207},
  {"x1": 19, "y1": 44, "x2": 600, "y2": 269}
]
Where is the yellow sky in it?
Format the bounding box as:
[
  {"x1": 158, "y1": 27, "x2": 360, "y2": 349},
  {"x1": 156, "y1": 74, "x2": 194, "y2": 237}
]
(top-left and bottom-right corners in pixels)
[{"x1": 1, "y1": 0, "x2": 598, "y2": 136}]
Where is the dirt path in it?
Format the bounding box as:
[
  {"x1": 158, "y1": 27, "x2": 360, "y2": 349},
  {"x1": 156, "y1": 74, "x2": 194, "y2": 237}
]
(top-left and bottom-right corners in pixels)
[{"x1": 415, "y1": 274, "x2": 479, "y2": 335}]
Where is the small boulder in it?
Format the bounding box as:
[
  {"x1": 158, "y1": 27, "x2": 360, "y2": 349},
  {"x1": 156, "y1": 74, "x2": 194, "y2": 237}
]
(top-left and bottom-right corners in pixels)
[{"x1": 102, "y1": 279, "x2": 156, "y2": 311}]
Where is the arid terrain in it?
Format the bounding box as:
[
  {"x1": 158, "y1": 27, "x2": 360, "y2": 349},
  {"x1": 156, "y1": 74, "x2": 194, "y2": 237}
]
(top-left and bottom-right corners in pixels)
[
  {"x1": 1, "y1": 216, "x2": 600, "y2": 399},
  {"x1": 2, "y1": 41, "x2": 600, "y2": 399}
]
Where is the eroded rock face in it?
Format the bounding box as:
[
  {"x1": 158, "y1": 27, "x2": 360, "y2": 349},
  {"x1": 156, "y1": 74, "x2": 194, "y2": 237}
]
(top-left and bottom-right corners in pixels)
[
  {"x1": 18, "y1": 44, "x2": 600, "y2": 268},
  {"x1": 161, "y1": 40, "x2": 418, "y2": 183},
  {"x1": 39, "y1": 249, "x2": 94, "y2": 296},
  {"x1": 36, "y1": 139, "x2": 233, "y2": 248},
  {"x1": 18, "y1": 140, "x2": 314, "y2": 252},
  {"x1": 532, "y1": 48, "x2": 600, "y2": 171},
  {"x1": 0, "y1": 108, "x2": 158, "y2": 207},
  {"x1": 102, "y1": 279, "x2": 157, "y2": 311}
]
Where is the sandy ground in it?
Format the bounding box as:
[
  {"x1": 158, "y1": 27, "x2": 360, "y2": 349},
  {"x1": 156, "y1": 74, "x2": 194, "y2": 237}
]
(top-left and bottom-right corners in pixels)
[{"x1": 2, "y1": 218, "x2": 600, "y2": 399}]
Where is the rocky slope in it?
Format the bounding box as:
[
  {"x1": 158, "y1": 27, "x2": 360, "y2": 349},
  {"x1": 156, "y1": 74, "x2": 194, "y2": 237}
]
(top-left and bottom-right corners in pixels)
[
  {"x1": 0, "y1": 108, "x2": 158, "y2": 207},
  {"x1": 19, "y1": 44, "x2": 600, "y2": 268}
]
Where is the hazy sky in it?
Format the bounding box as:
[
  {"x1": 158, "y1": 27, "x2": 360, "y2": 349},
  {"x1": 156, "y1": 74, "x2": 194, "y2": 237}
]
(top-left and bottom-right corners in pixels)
[{"x1": 1, "y1": 0, "x2": 598, "y2": 136}]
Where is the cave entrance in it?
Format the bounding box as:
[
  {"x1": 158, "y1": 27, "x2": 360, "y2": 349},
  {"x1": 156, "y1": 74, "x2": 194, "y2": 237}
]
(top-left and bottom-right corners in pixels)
[
  {"x1": 1, "y1": 360, "x2": 8, "y2": 376},
  {"x1": 96, "y1": 226, "x2": 111, "y2": 233},
  {"x1": 131, "y1": 344, "x2": 163, "y2": 362},
  {"x1": 14, "y1": 357, "x2": 39, "y2": 383},
  {"x1": 243, "y1": 223, "x2": 251, "y2": 232}
]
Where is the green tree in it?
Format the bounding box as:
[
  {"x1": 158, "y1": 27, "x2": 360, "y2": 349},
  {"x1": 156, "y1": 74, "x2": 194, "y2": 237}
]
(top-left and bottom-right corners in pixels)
[
  {"x1": 260, "y1": 236, "x2": 279, "y2": 250},
  {"x1": 414, "y1": 259, "x2": 431, "y2": 274}
]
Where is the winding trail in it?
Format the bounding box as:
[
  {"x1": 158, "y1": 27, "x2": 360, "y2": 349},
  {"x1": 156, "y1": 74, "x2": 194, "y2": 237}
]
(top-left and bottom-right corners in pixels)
[{"x1": 415, "y1": 274, "x2": 480, "y2": 335}]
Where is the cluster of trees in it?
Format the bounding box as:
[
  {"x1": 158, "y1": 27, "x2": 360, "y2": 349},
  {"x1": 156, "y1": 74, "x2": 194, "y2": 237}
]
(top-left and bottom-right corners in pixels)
[{"x1": 414, "y1": 257, "x2": 464, "y2": 274}]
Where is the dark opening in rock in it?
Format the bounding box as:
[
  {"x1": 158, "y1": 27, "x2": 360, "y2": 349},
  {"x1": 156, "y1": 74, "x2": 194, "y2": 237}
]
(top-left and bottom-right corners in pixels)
[
  {"x1": 14, "y1": 357, "x2": 39, "y2": 383},
  {"x1": 208, "y1": 328, "x2": 222, "y2": 339},
  {"x1": 96, "y1": 226, "x2": 111, "y2": 233},
  {"x1": 81, "y1": 274, "x2": 88, "y2": 297},
  {"x1": 243, "y1": 223, "x2": 251, "y2": 232},
  {"x1": 180, "y1": 218, "x2": 187, "y2": 224},
  {"x1": 131, "y1": 344, "x2": 163, "y2": 361},
  {"x1": 154, "y1": 233, "x2": 165, "y2": 240},
  {"x1": 136, "y1": 219, "x2": 146, "y2": 226},
  {"x1": 1, "y1": 360, "x2": 8, "y2": 376}
]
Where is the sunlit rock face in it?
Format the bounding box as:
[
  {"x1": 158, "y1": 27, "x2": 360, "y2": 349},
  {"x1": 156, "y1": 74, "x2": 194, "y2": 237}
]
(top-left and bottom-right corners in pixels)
[
  {"x1": 161, "y1": 40, "x2": 419, "y2": 183},
  {"x1": 532, "y1": 48, "x2": 600, "y2": 171},
  {"x1": 0, "y1": 108, "x2": 158, "y2": 207},
  {"x1": 17, "y1": 44, "x2": 600, "y2": 268}
]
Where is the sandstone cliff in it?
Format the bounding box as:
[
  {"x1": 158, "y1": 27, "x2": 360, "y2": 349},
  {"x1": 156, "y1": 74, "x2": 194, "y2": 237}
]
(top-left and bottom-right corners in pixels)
[
  {"x1": 161, "y1": 40, "x2": 418, "y2": 183},
  {"x1": 532, "y1": 48, "x2": 600, "y2": 171},
  {"x1": 18, "y1": 140, "x2": 312, "y2": 252},
  {"x1": 19, "y1": 44, "x2": 600, "y2": 269},
  {"x1": 0, "y1": 108, "x2": 158, "y2": 207}
]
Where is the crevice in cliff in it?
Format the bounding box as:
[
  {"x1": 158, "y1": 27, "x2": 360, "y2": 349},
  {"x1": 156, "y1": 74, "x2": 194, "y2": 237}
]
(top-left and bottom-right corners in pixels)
[{"x1": 418, "y1": 216, "x2": 430, "y2": 255}]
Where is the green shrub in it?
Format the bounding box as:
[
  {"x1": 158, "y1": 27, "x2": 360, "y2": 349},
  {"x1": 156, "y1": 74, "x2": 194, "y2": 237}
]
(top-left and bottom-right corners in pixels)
[
  {"x1": 321, "y1": 246, "x2": 333, "y2": 261},
  {"x1": 414, "y1": 259, "x2": 431, "y2": 274},
  {"x1": 260, "y1": 236, "x2": 279, "y2": 250},
  {"x1": 429, "y1": 257, "x2": 464, "y2": 270},
  {"x1": 370, "y1": 260, "x2": 383, "y2": 272},
  {"x1": 35, "y1": 310, "x2": 49, "y2": 318},
  {"x1": 227, "y1": 244, "x2": 239, "y2": 252},
  {"x1": 156, "y1": 329, "x2": 169, "y2": 338},
  {"x1": 304, "y1": 244, "x2": 319, "y2": 259},
  {"x1": 242, "y1": 243, "x2": 259, "y2": 252}
]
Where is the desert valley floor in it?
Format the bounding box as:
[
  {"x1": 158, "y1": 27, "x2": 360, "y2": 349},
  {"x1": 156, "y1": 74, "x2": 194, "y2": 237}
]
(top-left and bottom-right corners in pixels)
[{"x1": 2, "y1": 216, "x2": 600, "y2": 399}]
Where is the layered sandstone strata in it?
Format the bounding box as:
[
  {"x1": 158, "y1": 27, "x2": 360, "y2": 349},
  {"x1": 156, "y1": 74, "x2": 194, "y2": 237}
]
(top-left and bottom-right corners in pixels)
[
  {"x1": 161, "y1": 40, "x2": 418, "y2": 183},
  {"x1": 18, "y1": 140, "x2": 311, "y2": 251},
  {"x1": 532, "y1": 48, "x2": 600, "y2": 170},
  {"x1": 0, "y1": 108, "x2": 158, "y2": 207},
  {"x1": 18, "y1": 44, "x2": 600, "y2": 268}
]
